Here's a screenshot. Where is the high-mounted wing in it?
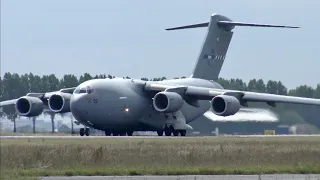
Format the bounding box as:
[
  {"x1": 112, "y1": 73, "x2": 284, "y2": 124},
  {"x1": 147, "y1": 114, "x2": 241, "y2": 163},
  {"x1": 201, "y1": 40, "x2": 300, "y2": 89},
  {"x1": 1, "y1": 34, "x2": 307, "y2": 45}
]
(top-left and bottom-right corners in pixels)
[
  {"x1": 145, "y1": 82, "x2": 320, "y2": 116},
  {"x1": 0, "y1": 87, "x2": 76, "y2": 117},
  {"x1": 0, "y1": 99, "x2": 18, "y2": 106}
]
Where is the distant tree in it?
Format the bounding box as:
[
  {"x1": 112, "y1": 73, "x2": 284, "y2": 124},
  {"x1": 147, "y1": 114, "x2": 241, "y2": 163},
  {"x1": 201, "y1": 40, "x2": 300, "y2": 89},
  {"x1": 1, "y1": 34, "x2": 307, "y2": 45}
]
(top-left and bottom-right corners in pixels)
[
  {"x1": 93, "y1": 74, "x2": 107, "y2": 79},
  {"x1": 217, "y1": 78, "x2": 230, "y2": 89},
  {"x1": 47, "y1": 74, "x2": 60, "y2": 91},
  {"x1": 59, "y1": 74, "x2": 79, "y2": 89},
  {"x1": 2, "y1": 73, "x2": 21, "y2": 132},
  {"x1": 28, "y1": 73, "x2": 42, "y2": 92},
  {"x1": 107, "y1": 74, "x2": 113, "y2": 79},
  {"x1": 79, "y1": 73, "x2": 93, "y2": 83},
  {"x1": 98, "y1": 74, "x2": 107, "y2": 79},
  {"x1": 152, "y1": 77, "x2": 162, "y2": 81},
  {"x1": 314, "y1": 84, "x2": 320, "y2": 98},
  {"x1": 277, "y1": 81, "x2": 287, "y2": 95},
  {"x1": 289, "y1": 85, "x2": 314, "y2": 98},
  {"x1": 229, "y1": 78, "x2": 247, "y2": 91},
  {"x1": 248, "y1": 79, "x2": 266, "y2": 93},
  {"x1": 266, "y1": 80, "x2": 278, "y2": 94}
]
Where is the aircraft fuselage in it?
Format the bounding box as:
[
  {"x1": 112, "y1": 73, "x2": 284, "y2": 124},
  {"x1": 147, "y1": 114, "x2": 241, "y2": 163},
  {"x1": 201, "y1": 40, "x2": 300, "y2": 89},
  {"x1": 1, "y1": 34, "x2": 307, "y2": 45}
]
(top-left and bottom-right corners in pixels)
[{"x1": 70, "y1": 78, "x2": 224, "y2": 132}]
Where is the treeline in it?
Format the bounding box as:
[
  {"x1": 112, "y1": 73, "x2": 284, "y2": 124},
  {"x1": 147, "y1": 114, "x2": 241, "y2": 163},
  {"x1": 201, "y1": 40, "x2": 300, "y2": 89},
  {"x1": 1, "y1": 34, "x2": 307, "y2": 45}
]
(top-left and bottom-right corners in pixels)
[{"x1": 1, "y1": 72, "x2": 320, "y2": 132}]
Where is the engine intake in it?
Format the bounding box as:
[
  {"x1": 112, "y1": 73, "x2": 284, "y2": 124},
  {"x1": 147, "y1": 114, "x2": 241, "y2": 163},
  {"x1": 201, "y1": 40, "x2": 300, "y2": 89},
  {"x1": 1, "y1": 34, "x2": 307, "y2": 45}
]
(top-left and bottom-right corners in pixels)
[
  {"x1": 211, "y1": 95, "x2": 241, "y2": 116},
  {"x1": 48, "y1": 92, "x2": 72, "y2": 113},
  {"x1": 153, "y1": 92, "x2": 184, "y2": 113},
  {"x1": 15, "y1": 96, "x2": 44, "y2": 117}
]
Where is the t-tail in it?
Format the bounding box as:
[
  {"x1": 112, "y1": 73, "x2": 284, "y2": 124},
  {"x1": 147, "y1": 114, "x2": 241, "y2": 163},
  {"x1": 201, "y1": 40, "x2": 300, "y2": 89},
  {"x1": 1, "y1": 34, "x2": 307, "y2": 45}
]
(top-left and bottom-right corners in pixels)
[{"x1": 166, "y1": 13, "x2": 300, "y2": 81}]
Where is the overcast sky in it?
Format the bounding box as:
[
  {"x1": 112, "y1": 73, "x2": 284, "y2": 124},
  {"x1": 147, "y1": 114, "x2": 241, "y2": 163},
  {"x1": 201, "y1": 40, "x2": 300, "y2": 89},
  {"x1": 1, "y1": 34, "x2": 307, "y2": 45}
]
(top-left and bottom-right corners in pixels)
[{"x1": 1, "y1": 0, "x2": 319, "y2": 89}]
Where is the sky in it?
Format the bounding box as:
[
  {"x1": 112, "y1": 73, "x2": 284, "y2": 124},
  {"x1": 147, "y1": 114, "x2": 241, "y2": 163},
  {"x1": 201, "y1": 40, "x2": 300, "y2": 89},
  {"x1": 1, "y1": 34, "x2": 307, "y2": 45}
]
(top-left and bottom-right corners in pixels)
[{"x1": 1, "y1": 0, "x2": 319, "y2": 90}]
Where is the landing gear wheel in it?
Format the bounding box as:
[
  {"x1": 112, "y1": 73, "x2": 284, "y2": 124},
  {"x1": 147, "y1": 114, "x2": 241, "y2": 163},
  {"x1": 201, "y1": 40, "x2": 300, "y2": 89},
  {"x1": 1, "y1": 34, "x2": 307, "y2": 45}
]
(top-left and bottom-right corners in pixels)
[
  {"x1": 157, "y1": 130, "x2": 163, "y2": 136},
  {"x1": 165, "y1": 126, "x2": 174, "y2": 136},
  {"x1": 105, "y1": 131, "x2": 111, "y2": 136},
  {"x1": 85, "y1": 128, "x2": 90, "y2": 136},
  {"x1": 165, "y1": 130, "x2": 171, "y2": 136},
  {"x1": 80, "y1": 128, "x2": 85, "y2": 136},
  {"x1": 113, "y1": 132, "x2": 119, "y2": 136},
  {"x1": 127, "y1": 131, "x2": 133, "y2": 136},
  {"x1": 120, "y1": 132, "x2": 126, "y2": 136},
  {"x1": 173, "y1": 130, "x2": 179, "y2": 136},
  {"x1": 179, "y1": 130, "x2": 186, "y2": 136}
]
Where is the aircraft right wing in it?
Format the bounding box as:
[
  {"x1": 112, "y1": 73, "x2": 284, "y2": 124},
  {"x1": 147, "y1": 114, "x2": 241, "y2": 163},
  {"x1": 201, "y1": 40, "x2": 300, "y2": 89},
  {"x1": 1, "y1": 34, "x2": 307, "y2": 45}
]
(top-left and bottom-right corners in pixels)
[
  {"x1": 144, "y1": 82, "x2": 320, "y2": 116},
  {"x1": 0, "y1": 87, "x2": 76, "y2": 117}
]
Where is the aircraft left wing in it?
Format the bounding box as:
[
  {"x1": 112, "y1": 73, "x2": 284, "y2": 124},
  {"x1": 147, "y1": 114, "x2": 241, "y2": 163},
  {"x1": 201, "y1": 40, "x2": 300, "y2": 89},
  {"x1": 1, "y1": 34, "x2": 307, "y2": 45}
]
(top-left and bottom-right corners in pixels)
[
  {"x1": 0, "y1": 99, "x2": 18, "y2": 106},
  {"x1": 144, "y1": 82, "x2": 320, "y2": 116},
  {"x1": 0, "y1": 87, "x2": 76, "y2": 117}
]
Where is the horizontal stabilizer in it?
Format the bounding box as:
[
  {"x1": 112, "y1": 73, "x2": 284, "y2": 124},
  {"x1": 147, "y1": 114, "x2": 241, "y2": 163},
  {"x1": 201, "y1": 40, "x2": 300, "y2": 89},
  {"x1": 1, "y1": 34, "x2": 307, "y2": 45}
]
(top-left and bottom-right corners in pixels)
[
  {"x1": 166, "y1": 20, "x2": 300, "y2": 31},
  {"x1": 217, "y1": 21, "x2": 300, "y2": 28},
  {"x1": 166, "y1": 22, "x2": 209, "y2": 31}
]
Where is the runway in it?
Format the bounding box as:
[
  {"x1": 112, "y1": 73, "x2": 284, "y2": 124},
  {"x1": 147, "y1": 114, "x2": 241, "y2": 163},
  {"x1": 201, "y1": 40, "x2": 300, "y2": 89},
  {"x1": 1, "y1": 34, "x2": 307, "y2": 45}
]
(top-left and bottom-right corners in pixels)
[
  {"x1": 1, "y1": 134, "x2": 320, "y2": 139},
  {"x1": 40, "y1": 174, "x2": 320, "y2": 180}
]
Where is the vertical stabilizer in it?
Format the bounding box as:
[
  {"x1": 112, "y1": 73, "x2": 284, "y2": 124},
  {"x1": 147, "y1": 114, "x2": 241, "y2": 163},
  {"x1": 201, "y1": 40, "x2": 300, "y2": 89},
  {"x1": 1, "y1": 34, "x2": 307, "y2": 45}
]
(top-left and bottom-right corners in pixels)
[{"x1": 166, "y1": 13, "x2": 299, "y2": 81}]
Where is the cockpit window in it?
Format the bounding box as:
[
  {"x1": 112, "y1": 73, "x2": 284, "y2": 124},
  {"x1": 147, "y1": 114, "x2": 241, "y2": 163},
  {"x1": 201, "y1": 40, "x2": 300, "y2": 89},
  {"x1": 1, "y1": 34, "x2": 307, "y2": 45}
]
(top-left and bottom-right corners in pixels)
[
  {"x1": 87, "y1": 86, "x2": 93, "y2": 94},
  {"x1": 79, "y1": 89, "x2": 87, "y2": 93},
  {"x1": 73, "y1": 85, "x2": 93, "y2": 94},
  {"x1": 73, "y1": 87, "x2": 80, "y2": 94}
]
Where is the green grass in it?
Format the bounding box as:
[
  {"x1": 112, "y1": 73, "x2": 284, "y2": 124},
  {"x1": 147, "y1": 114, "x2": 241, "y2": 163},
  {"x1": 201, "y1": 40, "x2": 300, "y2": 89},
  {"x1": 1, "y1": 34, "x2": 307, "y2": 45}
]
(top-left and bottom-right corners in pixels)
[
  {"x1": 1, "y1": 136, "x2": 320, "y2": 179},
  {"x1": 0, "y1": 131, "x2": 73, "y2": 136}
]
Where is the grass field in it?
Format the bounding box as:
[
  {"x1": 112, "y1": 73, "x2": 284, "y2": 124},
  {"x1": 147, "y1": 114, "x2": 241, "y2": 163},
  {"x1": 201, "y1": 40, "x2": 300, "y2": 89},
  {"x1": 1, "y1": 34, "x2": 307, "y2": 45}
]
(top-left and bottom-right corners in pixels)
[
  {"x1": 0, "y1": 132, "x2": 74, "y2": 136},
  {"x1": 1, "y1": 136, "x2": 320, "y2": 179}
]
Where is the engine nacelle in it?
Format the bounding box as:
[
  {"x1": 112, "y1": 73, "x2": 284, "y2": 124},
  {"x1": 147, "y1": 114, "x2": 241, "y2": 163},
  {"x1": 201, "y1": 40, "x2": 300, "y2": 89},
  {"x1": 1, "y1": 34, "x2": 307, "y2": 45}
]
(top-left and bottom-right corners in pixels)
[
  {"x1": 15, "y1": 96, "x2": 44, "y2": 117},
  {"x1": 211, "y1": 95, "x2": 241, "y2": 116},
  {"x1": 48, "y1": 92, "x2": 72, "y2": 113},
  {"x1": 153, "y1": 92, "x2": 184, "y2": 113}
]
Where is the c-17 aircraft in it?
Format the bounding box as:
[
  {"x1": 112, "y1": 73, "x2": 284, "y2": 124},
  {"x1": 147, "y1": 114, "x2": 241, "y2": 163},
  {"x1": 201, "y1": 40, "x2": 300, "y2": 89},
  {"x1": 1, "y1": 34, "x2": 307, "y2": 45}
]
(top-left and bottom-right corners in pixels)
[{"x1": 1, "y1": 13, "x2": 320, "y2": 137}]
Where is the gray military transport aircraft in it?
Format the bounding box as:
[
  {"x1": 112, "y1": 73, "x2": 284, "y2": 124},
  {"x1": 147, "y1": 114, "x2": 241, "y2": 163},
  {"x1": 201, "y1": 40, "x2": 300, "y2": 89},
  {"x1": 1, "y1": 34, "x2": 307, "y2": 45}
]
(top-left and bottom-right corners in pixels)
[{"x1": 1, "y1": 13, "x2": 320, "y2": 137}]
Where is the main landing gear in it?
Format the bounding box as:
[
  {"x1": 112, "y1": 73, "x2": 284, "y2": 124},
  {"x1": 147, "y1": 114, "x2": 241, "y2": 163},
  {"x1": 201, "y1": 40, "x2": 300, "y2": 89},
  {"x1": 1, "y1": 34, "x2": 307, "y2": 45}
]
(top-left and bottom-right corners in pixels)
[
  {"x1": 79, "y1": 127, "x2": 90, "y2": 136},
  {"x1": 104, "y1": 130, "x2": 134, "y2": 136},
  {"x1": 157, "y1": 125, "x2": 186, "y2": 137}
]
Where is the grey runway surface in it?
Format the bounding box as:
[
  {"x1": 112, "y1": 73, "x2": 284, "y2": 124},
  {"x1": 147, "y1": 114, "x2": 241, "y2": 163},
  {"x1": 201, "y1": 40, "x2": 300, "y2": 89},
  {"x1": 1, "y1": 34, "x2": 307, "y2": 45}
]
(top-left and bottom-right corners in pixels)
[
  {"x1": 1, "y1": 134, "x2": 320, "y2": 139},
  {"x1": 40, "y1": 174, "x2": 320, "y2": 180}
]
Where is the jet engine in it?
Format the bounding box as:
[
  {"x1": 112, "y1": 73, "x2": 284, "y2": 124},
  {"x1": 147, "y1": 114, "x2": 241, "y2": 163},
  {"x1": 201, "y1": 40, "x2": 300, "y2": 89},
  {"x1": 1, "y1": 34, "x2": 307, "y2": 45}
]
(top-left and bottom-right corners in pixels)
[
  {"x1": 153, "y1": 92, "x2": 184, "y2": 113},
  {"x1": 15, "y1": 96, "x2": 44, "y2": 117},
  {"x1": 211, "y1": 95, "x2": 241, "y2": 116},
  {"x1": 48, "y1": 92, "x2": 72, "y2": 113}
]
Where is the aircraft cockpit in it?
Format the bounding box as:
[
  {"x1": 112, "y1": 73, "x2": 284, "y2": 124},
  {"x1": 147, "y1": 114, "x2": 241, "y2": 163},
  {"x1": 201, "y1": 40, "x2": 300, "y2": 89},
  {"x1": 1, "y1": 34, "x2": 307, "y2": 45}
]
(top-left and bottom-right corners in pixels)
[{"x1": 73, "y1": 85, "x2": 93, "y2": 94}]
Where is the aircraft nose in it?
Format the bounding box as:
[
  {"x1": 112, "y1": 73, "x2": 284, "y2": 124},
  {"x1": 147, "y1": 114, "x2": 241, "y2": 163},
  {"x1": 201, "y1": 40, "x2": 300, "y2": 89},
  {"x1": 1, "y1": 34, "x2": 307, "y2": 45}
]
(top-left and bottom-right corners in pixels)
[{"x1": 70, "y1": 95, "x2": 86, "y2": 121}]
